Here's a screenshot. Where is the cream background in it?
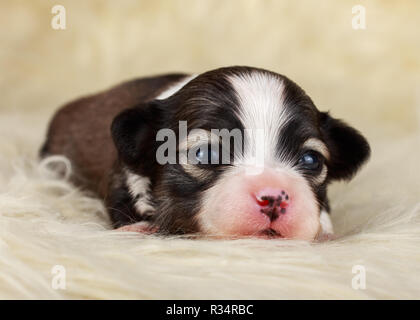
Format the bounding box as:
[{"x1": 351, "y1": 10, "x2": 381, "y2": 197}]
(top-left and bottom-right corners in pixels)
[{"x1": 0, "y1": 0, "x2": 419, "y2": 299}]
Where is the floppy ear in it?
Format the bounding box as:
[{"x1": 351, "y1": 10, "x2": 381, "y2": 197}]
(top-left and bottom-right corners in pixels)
[
  {"x1": 111, "y1": 102, "x2": 161, "y2": 170},
  {"x1": 320, "y1": 112, "x2": 370, "y2": 181}
]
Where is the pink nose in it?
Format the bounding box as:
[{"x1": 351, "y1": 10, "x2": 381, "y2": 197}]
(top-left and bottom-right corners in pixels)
[{"x1": 255, "y1": 189, "x2": 290, "y2": 221}]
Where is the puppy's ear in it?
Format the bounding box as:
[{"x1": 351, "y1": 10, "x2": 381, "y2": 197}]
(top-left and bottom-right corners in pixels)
[
  {"x1": 320, "y1": 112, "x2": 370, "y2": 181},
  {"x1": 111, "y1": 101, "x2": 161, "y2": 169}
]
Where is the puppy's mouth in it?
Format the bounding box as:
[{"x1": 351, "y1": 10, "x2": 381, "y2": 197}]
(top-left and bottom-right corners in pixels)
[{"x1": 258, "y1": 228, "x2": 283, "y2": 239}]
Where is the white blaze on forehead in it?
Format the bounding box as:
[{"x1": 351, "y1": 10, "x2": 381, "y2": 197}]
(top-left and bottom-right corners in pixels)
[{"x1": 227, "y1": 71, "x2": 289, "y2": 165}]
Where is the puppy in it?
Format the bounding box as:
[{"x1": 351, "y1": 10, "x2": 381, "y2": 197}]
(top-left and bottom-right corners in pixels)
[{"x1": 41, "y1": 66, "x2": 370, "y2": 240}]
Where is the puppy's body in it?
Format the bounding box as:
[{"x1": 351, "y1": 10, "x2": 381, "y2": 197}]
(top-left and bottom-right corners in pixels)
[
  {"x1": 42, "y1": 66, "x2": 370, "y2": 239},
  {"x1": 42, "y1": 74, "x2": 188, "y2": 197}
]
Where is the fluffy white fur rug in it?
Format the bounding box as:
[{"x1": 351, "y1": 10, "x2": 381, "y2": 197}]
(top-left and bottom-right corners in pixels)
[
  {"x1": 1, "y1": 0, "x2": 420, "y2": 300},
  {"x1": 0, "y1": 114, "x2": 419, "y2": 299}
]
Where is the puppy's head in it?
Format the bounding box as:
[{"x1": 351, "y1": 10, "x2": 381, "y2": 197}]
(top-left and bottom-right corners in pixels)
[{"x1": 111, "y1": 66, "x2": 370, "y2": 240}]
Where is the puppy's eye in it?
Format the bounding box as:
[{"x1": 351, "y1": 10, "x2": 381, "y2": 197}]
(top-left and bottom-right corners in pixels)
[
  {"x1": 195, "y1": 145, "x2": 219, "y2": 164},
  {"x1": 298, "y1": 151, "x2": 322, "y2": 171}
]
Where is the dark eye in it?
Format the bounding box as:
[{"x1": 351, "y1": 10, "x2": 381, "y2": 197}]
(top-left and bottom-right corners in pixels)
[
  {"x1": 298, "y1": 151, "x2": 322, "y2": 171},
  {"x1": 195, "y1": 145, "x2": 219, "y2": 164}
]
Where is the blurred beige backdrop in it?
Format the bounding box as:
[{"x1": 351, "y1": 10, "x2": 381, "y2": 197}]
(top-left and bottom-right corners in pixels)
[
  {"x1": 1, "y1": 0, "x2": 419, "y2": 141},
  {"x1": 1, "y1": 1, "x2": 420, "y2": 300}
]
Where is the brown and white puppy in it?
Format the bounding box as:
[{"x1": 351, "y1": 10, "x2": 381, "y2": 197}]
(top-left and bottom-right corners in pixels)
[{"x1": 41, "y1": 66, "x2": 370, "y2": 240}]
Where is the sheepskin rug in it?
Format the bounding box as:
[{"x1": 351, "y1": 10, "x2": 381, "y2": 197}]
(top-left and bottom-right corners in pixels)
[{"x1": 1, "y1": 0, "x2": 420, "y2": 299}]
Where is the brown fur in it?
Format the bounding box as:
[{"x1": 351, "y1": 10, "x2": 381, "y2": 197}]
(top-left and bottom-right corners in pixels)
[{"x1": 41, "y1": 74, "x2": 187, "y2": 198}]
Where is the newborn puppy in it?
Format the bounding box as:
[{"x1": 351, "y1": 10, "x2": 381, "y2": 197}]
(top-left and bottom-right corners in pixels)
[{"x1": 41, "y1": 66, "x2": 370, "y2": 240}]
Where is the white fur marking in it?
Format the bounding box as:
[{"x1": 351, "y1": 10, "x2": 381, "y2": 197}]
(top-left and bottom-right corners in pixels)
[
  {"x1": 303, "y1": 138, "x2": 330, "y2": 160},
  {"x1": 320, "y1": 210, "x2": 334, "y2": 235},
  {"x1": 227, "y1": 71, "x2": 289, "y2": 166},
  {"x1": 313, "y1": 165, "x2": 328, "y2": 185},
  {"x1": 156, "y1": 75, "x2": 197, "y2": 100},
  {"x1": 125, "y1": 171, "x2": 155, "y2": 215}
]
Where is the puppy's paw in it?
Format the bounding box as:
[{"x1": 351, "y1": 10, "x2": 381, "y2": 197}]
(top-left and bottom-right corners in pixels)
[
  {"x1": 316, "y1": 232, "x2": 337, "y2": 242},
  {"x1": 116, "y1": 221, "x2": 158, "y2": 234}
]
